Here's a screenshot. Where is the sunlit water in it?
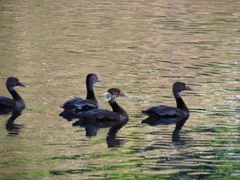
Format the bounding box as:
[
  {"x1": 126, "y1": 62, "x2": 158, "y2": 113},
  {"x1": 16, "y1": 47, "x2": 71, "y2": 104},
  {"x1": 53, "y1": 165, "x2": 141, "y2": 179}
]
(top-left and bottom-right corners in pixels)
[{"x1": 0, "y1": 1, "x2": 239, "y2": 179}]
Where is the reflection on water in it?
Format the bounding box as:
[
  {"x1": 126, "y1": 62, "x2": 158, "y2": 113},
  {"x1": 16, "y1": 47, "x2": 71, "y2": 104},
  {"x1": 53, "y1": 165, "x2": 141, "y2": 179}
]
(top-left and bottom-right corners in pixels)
[
  {"x1": 0, "y1": 0, "x2": 239, "y2": 179},
  {"x1": 141, "y1": 115, "x2": 185, "y2": 142},
  {"x1": 73, "y1": 115, "x2": 128, "y2": 147},
  {"x1": 171, "y1": 130, "x2": 181, "y2": 143},
  {"x1": 1, "y1": 110, "x2": 25, "y2": 135},
  {"x1": 106, "y1": 122, "x2": 128, "y2": 148},
  {"x1": 6, "y1": 122, "x2": 24, "y2": 135}
]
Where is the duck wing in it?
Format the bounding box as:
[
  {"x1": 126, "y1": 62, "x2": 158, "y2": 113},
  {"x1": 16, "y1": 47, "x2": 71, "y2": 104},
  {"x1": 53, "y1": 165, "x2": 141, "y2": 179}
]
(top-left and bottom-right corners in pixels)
[
  {"x1": 0, "y1": 97, "x2": 14, "y2": 114},
  {"x1": 61, "y1": 98, "x2": 98, "y2": 111},
  {"x1": 59, "y1": 98, "x2": 99, "y2": 121},
  {"x1": 0, "y1": 96, "x2": 14, "y2": 107},
  {"x1": 141, "y1": 115, "x2": 183, "y2": 126},
  {"x1": 142, "y1": 105, "x2": 185, "y2": 117}
]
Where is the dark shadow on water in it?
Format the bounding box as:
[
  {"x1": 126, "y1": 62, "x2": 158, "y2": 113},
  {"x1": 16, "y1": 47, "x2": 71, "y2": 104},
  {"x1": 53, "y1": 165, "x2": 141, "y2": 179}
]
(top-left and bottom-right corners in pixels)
[
  {"x1": 106, "y1": 122, "x2": 127, "y2": 148},
  {"x1": 1, "y1": 109, "x2": 24, "y2": 135},
  {"x1": 84, "y1": 126, "x2": 100, "y2": 137},
  {"x1": 172, "y1": 130, "x2": 181, "y2": 143},
  {"x1": 141, "y1": 130, "x2": 192, "y2": 154},
  {"x1": 49, "y1": 169, "x2": 89, "y2": 175},
  {"x1": 141, "y1": 115, "x2": 188, "y2": 143},
  {"x1": 6, "y1": 121, "x2": 24, "y2": 135},
  {"x1": 73, "y1": 118, "x2": 128, "y2": 148}
]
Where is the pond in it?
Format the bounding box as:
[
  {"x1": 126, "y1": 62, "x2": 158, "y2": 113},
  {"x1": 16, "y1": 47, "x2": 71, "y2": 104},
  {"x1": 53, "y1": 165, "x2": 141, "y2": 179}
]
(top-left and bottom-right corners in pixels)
[{"x1": 0, "y1": 1, "x2": 239, "y2": 179}]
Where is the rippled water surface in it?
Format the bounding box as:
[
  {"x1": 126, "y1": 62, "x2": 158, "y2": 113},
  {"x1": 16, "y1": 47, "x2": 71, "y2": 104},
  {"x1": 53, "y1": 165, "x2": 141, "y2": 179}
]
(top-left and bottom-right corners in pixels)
[{"x1": 0, "y1": 1, "x2": 239, "y2": 179}]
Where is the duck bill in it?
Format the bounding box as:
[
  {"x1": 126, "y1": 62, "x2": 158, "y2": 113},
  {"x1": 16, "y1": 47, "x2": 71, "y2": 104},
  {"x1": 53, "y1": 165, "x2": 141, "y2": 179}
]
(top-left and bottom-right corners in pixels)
[
  {"x1": 119, "y1": 92, "x2": 128, "y2": 98},
  {"x1": 96, "y1": 78, "x2": 102, "y2": 82},
  {"x1": 17, "y1": 81, "x2": 26, "y2": 87},
  {"x1": 184, "y1": 85, "x2": 194, "y2": 91}
]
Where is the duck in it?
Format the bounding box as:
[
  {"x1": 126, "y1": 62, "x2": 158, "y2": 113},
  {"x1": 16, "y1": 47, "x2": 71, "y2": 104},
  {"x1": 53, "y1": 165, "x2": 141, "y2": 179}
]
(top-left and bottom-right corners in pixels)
[
  {"x1": 59, "y1": 73, "x2": 102, "y2": 121},
  {"x1": 141, "y1": 82, "x2": 193, "y2": 132},
  {"x1": 72, "y1": 88, "x2": 129, "y2": 136},
  {"x1": 0, "y1": 77, "x2": 26, "y2": 115}
]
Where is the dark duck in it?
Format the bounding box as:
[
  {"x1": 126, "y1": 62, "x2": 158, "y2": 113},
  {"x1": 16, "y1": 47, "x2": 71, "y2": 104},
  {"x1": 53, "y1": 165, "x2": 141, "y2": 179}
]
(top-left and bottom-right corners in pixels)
[
  {"x1": 0, "y1": 77, "x2": 26, "y2": 115},
  {"x1": 142, "y1": 82, "x2": 193, "y2": 133},
  {"x1": 59, "y1": 73, "x2": 101, "y2": 121},
  {"x1": 73, "y1": 88, "x2": 129, "y2": 137}
]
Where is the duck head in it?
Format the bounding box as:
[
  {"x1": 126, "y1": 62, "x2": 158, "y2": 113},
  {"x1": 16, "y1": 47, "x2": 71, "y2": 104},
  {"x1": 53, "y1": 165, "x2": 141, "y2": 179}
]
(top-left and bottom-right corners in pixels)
[{"x1": 6, "y1": 77, "x2": 26, "y2": 88}]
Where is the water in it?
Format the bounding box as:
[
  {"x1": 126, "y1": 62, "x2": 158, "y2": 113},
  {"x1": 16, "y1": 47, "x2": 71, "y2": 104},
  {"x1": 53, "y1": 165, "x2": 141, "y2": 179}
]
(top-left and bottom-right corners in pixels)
[{"x1": 0, "y1": 0, "x2": 239, "y2": 179}]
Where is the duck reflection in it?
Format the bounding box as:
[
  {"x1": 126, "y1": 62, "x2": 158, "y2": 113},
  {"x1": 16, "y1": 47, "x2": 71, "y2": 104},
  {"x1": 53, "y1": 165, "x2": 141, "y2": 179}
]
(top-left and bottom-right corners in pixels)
[
  {"x1": 171, "y1": 130, "x2": 181, "y2": 143},
  {"x1": 142, "y1": 116, "x2": 185, "y2": 143},
  {"x1": 1, "y1": 108, "x2": 24, "y2": 135},
  {"x1": 5, "y1": 110, "x2": 25, "y2": 135},
  {"x1": 106, "y1": 122, "x2": 126, "y2": 147},
  {"x1": 73, "y1": 118, "x2": 128, "y2": 148}
]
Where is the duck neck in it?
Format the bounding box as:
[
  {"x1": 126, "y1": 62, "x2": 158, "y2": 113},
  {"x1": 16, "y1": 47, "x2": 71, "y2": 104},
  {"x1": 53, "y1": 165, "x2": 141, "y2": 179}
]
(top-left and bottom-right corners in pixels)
[
  {"x1": 108, "y1": 99, "x2": 125, "y2": 114},
  {"x1": 86, "y1": 80, "x2": 96, "y2": 102},
  {"x1": 173, "y1": 91, "x2": 188, "y2": 111},
  {"x1": 7, "y1": 85, "x2": 22, "y2": 101}
]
